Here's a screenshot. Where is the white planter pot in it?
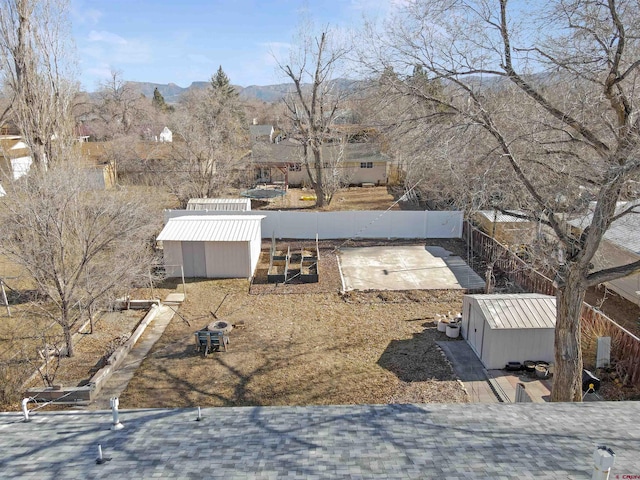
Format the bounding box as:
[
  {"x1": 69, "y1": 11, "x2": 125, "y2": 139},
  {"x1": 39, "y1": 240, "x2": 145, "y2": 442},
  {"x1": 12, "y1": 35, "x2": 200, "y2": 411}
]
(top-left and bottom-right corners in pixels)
[{"x1": 446, "y1": 324, "x2": 460, "y2": 338}]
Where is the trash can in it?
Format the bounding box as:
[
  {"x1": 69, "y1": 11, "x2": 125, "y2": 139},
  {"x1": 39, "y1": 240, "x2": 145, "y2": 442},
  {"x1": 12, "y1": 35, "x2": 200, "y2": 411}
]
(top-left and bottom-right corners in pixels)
[{"x1": 446, "y1": 324, "x2": 460, "y2": 338}]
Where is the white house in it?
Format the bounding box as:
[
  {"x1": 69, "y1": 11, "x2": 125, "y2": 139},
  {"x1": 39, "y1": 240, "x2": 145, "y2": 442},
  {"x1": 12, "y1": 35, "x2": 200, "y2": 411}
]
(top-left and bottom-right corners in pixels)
[
  {"x1": 159, "y1": 127, "x2": 173, "y2": 143},
  {"x1": 0, "y1": 136, "x2": 33, "y2": 180},
  {"x1": 157, "y1": 215, "x2": 265, "y2": 278},
  {"x1": 461, "y1": 293, "x2": 557, "y2": 370}
]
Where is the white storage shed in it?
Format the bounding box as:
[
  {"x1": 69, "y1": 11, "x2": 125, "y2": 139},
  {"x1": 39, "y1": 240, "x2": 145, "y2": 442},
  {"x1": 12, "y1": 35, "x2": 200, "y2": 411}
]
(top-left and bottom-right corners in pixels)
[
  {"x1": 461, "y1": 293, "x2": 556, "y2": 370},
  {"x1": 186, "y1": 198, "x2": 251, "y2": 211},
  {"x1": 157, "y1": 215, "x2": 265, "y2": 278}
]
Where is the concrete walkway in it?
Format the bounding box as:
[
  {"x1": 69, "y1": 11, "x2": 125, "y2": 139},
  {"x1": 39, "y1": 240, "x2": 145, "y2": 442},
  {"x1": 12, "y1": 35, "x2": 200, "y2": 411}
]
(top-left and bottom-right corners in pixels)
[
  {"x1": 436, "y1": 340, "x2": 500, "y2": 403},
  {"x1": 87, "y1": 304, "x2": 177, "y2": 410}
]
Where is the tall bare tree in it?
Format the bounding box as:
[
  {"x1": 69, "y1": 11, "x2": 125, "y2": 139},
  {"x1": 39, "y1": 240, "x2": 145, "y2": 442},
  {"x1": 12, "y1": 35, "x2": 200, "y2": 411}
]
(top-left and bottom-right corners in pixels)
[
  {"x1": 0, "y1": 166, "x2": 158, "y2": 357},
  {"x1": 168, "y1": 67, "x2": 249, "y2": 205},
  {"x1": 362, "y1": 0, "x2": 640, "y2": 401},
  {"x1": 93, "y1": 69, "x2": 154, "y2": 140},
  {"x1": 280, "y1": 28, "x2": 351, "y2": 207},
  {"x1": 0, "y1": 0, "x2": 77, "y2": 167}
]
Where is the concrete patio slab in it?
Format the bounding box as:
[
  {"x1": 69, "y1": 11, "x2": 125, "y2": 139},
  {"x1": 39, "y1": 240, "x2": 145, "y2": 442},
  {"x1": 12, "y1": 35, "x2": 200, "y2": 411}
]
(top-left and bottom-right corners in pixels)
[{"x1": 338, "y1": 245, "x2": 485, "y2": 291}]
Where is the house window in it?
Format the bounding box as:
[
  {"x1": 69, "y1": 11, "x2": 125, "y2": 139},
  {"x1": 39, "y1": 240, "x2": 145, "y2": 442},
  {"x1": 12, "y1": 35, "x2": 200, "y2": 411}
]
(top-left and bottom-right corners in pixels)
[
  {"x1": 288, "y1": 163, "x2": 301, "y2": 172},
  {"x1": 360, "y1": 162, "x2": 373, "y2": 169}
]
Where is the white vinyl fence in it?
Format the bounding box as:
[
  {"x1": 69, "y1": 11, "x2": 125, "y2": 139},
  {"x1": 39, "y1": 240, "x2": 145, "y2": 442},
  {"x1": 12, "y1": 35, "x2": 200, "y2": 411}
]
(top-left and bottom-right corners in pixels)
[{"x1": 164, "y1": 209, "x2": 463, "y2": 239}]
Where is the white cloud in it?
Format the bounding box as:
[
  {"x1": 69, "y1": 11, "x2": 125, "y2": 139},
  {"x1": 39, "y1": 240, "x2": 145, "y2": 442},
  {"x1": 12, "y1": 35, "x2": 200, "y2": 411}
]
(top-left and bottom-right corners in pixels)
[{"x1": 88, "y1": 30, "x2": 127, "y2": 45}]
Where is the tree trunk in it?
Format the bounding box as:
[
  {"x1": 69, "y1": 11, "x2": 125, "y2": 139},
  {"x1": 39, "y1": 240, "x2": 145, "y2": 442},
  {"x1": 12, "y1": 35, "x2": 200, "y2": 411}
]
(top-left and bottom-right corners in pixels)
[
  {"x1": 63, "y1": 323, "x2": 74, "y2": 357},
  {"x1": 551, "y1": 267, "x2": 585, "y2": 402},
  {"x1": 61, "y1": 303, "x2": 74, "y2": 357},
  {"x1": 312, "y1": 145, "x2": 325, "y2": 208}
]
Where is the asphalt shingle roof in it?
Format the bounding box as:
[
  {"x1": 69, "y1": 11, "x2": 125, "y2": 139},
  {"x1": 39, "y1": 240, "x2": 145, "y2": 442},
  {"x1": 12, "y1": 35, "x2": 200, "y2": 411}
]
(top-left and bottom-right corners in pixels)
[
  {"x1": 1, "y1": 402, "x2": 639, "y2": 478},
  {"x1": 569, "y1": 201, "x2": 640, "y2": 255}
]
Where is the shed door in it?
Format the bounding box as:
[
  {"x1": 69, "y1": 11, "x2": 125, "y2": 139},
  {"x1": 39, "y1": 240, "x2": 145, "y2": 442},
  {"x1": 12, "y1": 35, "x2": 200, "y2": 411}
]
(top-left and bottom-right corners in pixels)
[
  {"x1": 181, "y1": 241, "x2": 207, "y2": 277},
  {"x1": 469, "y1": 308, "x2": 485, "y2": 358}
]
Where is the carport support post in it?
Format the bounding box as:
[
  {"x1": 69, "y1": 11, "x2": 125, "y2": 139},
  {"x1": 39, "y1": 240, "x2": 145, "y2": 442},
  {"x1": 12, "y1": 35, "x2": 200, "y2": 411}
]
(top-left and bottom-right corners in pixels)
[
  {"x1": 1, "y1": 279, "x2": 10, "y2": 317},
  {"x1": 181, "y1": 265, "x2": 186, "y2": 299}
]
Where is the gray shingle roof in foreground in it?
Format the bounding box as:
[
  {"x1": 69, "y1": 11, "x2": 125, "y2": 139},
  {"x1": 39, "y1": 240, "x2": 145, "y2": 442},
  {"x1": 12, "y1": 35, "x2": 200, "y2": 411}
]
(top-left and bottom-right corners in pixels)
[{"x1": 1, "y1": 402, "x2": 639, "y2": 479}]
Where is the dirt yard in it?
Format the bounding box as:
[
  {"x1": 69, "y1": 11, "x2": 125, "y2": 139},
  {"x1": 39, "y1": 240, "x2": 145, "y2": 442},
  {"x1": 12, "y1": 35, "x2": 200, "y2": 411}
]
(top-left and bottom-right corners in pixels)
[
  {"x1": 255, "y1": 186, "x2": 410, "y2": 211},
  {"x1": 119, "y1": 239, "x2": 470, "y2": 408},
  {"x1": 119, "y1": 280, "x2": 468, "y2": 408}
]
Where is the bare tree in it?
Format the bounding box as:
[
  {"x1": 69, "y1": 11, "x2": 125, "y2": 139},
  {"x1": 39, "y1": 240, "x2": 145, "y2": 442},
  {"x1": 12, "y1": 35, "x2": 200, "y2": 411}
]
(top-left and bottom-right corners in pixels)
[
  {"x1": 362, "y1": 0, "x2": 640, "y2": 401},
  {"x1": 168, "y1": 68, "x2": 249, "y2": 205},
  {"x1": 92, "y1": 69, "x2": 154, "y2": 140},
  {"x1": 280, "y1": 28, "x2": 351, "y2": 207},
  {"x1": 0, "y1": 166, "x2": 158, "y2": 357},
  {"x1": 0, "y1": 0, "x2": 77, "y2": 167}
]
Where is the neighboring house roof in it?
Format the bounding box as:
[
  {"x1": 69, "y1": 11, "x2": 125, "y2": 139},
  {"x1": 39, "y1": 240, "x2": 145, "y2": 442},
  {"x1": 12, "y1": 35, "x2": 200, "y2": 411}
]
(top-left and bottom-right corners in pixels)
[
  {"x1": 186, "y1": 198, "x2": 251, "y2": 211},
  {"x1": 475, "y1": 210, "x2": 529, "y2": 223},
  {"x1": 157, "y1": 215, "x2": 265, "y2": 242},
  {"x1": 0, "y1": 136, "x2": 31, "y2": 159},
  {"x1": 1, "y1": 403, "x2": 639, "y2": 476},
  {"x1": 249, "y1": 124, "x2": 274, "y2": 140},
  {"x1": 466, "y1": 293, "x2": 557, "y2": 329},
  {"x1": 251, "y1": 140, "x2": 390, "y2": 165},
  {"x1": 569, "y1": 200, "x2": 640, "y2": 255}
]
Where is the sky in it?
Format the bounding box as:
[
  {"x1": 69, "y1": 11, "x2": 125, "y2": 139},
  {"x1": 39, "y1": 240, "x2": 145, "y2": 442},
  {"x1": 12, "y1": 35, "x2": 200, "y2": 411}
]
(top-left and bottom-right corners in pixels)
[{"x1": 69, "y1": 0, "x2": 395, "y2": 91}]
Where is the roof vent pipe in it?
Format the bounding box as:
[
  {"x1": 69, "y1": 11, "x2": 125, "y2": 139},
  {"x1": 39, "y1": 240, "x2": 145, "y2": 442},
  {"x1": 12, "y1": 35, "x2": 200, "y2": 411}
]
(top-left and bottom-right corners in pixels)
[
  {"x1": 21, "y1": 397, "x2": 33, "y2": 422},
  {"x1": 110, "y1": 397, "x2": 124, "y2": 430}
]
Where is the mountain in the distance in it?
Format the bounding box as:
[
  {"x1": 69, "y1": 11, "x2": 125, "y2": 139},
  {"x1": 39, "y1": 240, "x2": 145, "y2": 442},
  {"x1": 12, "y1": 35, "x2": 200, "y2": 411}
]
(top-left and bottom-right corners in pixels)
[{"x1": 125, "y1": 81, "x2": 296, "y2": 103}]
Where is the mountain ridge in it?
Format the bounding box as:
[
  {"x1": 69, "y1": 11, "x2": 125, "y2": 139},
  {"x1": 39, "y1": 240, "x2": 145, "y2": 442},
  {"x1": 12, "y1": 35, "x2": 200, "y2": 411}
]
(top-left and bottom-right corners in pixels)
[{"x1": 124, "y1": 80, "x2": 296, "y2": 103}]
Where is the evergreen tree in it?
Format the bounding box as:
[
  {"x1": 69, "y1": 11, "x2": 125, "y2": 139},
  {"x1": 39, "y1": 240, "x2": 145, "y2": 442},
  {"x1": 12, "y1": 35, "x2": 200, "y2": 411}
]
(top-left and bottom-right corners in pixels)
[
  {"x1": 210, "y1": 66, "x2": 237, "y2": 98},
  {"x1": 152, "y1": 87, "x2": 170, "y2": 112}
]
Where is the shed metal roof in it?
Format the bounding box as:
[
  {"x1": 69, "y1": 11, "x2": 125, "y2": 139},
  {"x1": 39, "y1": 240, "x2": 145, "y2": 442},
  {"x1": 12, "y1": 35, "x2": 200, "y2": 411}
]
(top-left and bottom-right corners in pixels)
[
  {"x1": 186, "y1": 198, "x2": 251, "y2": 211},
  {"x1": 157, "y1": 215, "x2": 264, "y2": 242},
  {"x1": 466, "y1": 293, "x2": 556, "y2": 329}
]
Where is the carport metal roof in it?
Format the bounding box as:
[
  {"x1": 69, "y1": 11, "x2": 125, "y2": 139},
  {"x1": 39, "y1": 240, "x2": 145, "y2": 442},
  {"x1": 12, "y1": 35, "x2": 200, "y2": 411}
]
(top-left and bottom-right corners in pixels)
[
  {"x1": 157, "y1": 215, "x2": 265, "y2": 242},
  {"x1": 186, "y1": 198, "x2": 251, "y2": 211},
  {"x1": 466, "y1": 293, "x2": 556, "y2": 329}
]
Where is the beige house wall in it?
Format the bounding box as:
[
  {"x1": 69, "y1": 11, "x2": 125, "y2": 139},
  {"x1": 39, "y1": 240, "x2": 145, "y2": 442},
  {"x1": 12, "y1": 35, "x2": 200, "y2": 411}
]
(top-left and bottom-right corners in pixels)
[{"x1": 259, "y1": 161, "x2": 388, "y2": 187}]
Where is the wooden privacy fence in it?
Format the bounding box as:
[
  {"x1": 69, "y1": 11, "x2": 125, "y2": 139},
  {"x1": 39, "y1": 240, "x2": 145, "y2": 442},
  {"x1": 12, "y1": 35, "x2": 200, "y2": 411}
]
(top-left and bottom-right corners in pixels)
[
  {"x1": 581, "y1": 306, "x2": 640, "y2": 385},
  {"x1": 463, "y1": 221, "x2": 640, "y2": 386},
  {"x1": 462, "y1": 221, "x2": 556, "y2": 295}
]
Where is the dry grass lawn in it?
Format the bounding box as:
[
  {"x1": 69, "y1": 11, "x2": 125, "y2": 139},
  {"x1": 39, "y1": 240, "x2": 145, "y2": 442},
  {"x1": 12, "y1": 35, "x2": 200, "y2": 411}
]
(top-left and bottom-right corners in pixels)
[
  {"x1": 120, "y1": 241, "x2": 469, "y2": 408},
  {"x1": 257, "y1": 186, "x2": 407, "y2": 211}
]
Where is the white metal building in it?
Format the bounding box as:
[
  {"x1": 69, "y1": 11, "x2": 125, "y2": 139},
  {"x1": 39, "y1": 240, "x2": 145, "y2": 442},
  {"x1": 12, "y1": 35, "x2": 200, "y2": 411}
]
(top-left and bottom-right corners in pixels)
[
  {"x1": 460, "y1": 293, "x2": 556, "y2": 369},
  {"x1": 186, "y1": 198, "x2": 251, "y2": 212},
  {"x1": 157, "y1": 215, "x2": 264, "y2": 278}
]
